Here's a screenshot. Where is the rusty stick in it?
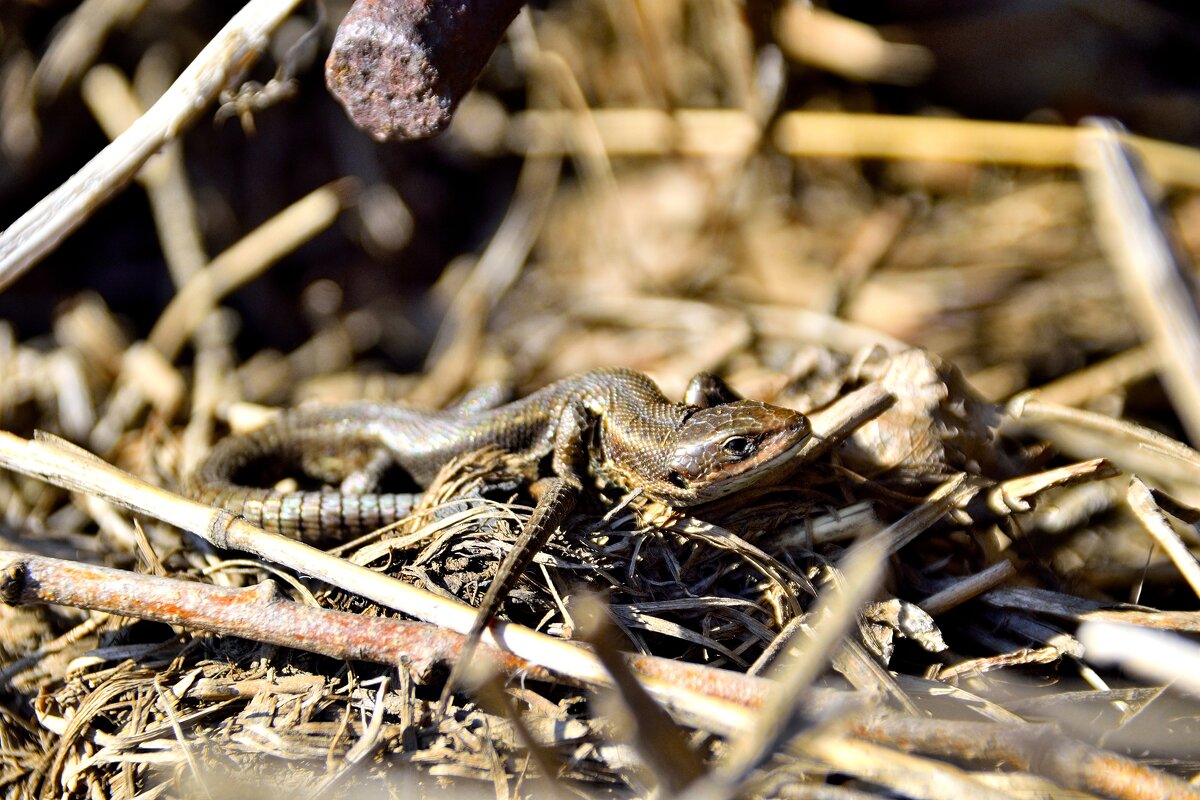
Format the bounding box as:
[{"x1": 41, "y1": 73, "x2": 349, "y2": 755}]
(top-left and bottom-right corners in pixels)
[
  {"x1": 326, "y1": 0, "x2": 525, "y2": 140},
  {"x1": 0, "y1": 549, "x2": 526, "y2": 680},
  {"x1": 0, "y1": 549, "x2": 771, "y2": 711}
]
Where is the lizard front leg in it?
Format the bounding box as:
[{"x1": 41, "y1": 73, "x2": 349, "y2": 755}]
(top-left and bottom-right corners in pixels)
[
  {"x1": 684, "y1": 372, "x2": 743, "y2": 408},
  {"x1": 435, "y1": 403, "x2": 590, "y2": 718}
]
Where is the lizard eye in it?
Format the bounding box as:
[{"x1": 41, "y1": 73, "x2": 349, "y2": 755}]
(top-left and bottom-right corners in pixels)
[{"x1": 721, "y1": 435, "x2": 755, "y2": 458}]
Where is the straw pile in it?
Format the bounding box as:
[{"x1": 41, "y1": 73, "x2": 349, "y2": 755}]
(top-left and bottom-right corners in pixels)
[{"x1": 2, "y1": 2, "x2": 1200, "y2": 798}]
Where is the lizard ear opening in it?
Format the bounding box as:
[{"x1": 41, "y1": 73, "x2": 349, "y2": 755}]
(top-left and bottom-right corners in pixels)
[{"x1": 667, "y1": 470, "x2": 688, "y2": 489}]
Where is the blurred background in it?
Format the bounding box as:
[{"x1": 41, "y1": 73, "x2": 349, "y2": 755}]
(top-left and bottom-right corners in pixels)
[{"x1": 1, "y1": 0, "x2": 1198, "y2": 407}]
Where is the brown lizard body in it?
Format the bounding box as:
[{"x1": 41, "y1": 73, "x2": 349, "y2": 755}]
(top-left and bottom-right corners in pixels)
[{"x1": 188, "y1": 367, "x2": 811, "y2": 714}]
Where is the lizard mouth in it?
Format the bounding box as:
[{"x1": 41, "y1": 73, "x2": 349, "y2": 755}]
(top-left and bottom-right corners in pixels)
[{"x1": 738, "y1": 429, "x2": 809, "y2": 477}]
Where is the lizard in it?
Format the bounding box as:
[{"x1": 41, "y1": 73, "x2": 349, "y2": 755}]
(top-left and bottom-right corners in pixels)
[{"x1": 187, "y1": 367, "x2": 812, "y2": 715}]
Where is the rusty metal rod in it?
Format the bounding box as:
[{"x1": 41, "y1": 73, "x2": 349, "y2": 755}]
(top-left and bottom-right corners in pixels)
[{"x1": 325, "y1": 0, "x2": 524, "y2": 140}]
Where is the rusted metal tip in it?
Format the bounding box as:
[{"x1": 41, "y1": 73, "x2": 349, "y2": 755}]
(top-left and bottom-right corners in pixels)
[{"x1": 325, "y1": 0, "x2": 523, "y2": 141}]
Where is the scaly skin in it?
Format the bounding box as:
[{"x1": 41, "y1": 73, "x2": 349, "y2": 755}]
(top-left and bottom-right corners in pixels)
[
  {"x1": 188, "y1": 367, "x2": 811, "y2": 714},
  {"x1": 189, "y1": 368, "x2": 810, "y2": 539}
]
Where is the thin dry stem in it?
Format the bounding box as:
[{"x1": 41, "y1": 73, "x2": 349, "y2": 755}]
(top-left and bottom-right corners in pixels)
[
  {"x1": 803, "y1": 736, "x2": 1019, "y2": 800},
  {"x1": 32, "y1": 0, "x2": 149, "y2": 103},
  {"x1": 0, "y1": 0, "x2": 304, "y2": 285},
  {"x1": 714, "y1": 536, "x2": 889, "y2": 794},
  {"x1": 1078, "y1": 621, "x2": 1200, "y2": 697},
  {"x1": 867, "y1": 474, "x2": 976, "y2": 555},
  {"x1": 508, "y1": 110, "x2": 1200, "y2": 189},
  {"x1": 1030, "y1": 345, "x2": 1156, "y2": 408},
  {"x1": 919, "y1": 561, "x2": 1017, "y2": 618},
  {"x1": 81, "y1": 62, "x2": 207, "y2": 285},
  {"x1": 851, "y1": 714, "x2": 1200, "y2": 800},
  {"x1": 1006, "y1": 394, "x2": 1200, "y2": 489},
  {"x1": 147, "y1": 182, "x2": 353, "y2": 360},
  {"x1": 1078, "y1": 120, "x2": 1200, "y2": 445},
  {"x1": 774, "y1": 112, "x2": 1200, "y2": 188},
  {"x1": 1127, "y1": 477, "x2": 1200, "y2": 601},
  {"x1": 988, "y1": 458, "x2": 1120, "y2": 515},
  {"x1": 775, "y1": 6, "x2": 933, "y2": 85}
]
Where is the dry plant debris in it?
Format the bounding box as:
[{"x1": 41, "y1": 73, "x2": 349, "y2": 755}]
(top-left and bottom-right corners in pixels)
[{"x1": 3, "y1": 2, "x2": 1200, "y2": 799}]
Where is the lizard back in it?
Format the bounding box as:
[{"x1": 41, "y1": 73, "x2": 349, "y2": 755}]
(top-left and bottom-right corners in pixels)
[{"x1": 188, "y1": 367, "x2": 810, "y2": 539}]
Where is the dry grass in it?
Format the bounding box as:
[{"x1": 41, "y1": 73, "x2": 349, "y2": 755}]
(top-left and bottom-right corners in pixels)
[{"x1": 2, "y1": 2, "x2": 1200, "y2": 798}]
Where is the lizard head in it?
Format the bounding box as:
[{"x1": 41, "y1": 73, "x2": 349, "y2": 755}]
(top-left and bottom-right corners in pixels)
[{"x1": 656, "y1": 401, "x2": 811, "y2": 505}]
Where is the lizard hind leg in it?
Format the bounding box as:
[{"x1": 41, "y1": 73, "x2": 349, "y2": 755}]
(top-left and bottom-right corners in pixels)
[
  {"x1": 339, "y1": 447, "x2": 394, "y2": 494},
  {"x1": 448, "y1": 381, "x2": 514, "y2": 416},
  {"x1": 300, "y1": 444, "x2": 395, "y2": 494}
]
